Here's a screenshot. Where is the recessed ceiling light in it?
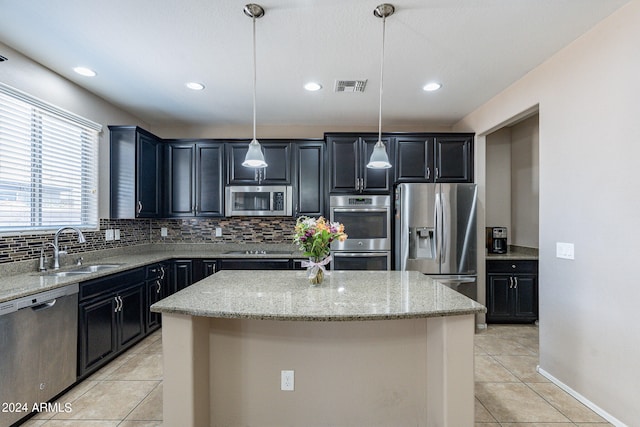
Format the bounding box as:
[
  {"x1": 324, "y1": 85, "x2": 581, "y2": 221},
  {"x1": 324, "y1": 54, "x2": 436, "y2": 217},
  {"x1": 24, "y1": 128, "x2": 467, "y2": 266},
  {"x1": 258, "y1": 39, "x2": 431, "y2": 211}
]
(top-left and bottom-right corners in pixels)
[
  {"x1": 304, "y1": 82, "x2": 322, "y2": 92},
  {"x1": 186, "y1": 82, "x2": 205, "y2": 91},
  {"x1": 73, "y1": 66, "x2": 96, "y2": 77},
  {"x1": 423, "y1": 82, "x2": 442, "y2": 92}
]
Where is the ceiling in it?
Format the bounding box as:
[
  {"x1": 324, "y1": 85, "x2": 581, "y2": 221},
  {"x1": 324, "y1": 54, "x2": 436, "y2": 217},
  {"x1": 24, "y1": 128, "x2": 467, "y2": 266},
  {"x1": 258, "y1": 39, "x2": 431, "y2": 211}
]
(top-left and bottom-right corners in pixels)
[{"x1": 0, "y1": 0, "x2": 629, "y2": 129}]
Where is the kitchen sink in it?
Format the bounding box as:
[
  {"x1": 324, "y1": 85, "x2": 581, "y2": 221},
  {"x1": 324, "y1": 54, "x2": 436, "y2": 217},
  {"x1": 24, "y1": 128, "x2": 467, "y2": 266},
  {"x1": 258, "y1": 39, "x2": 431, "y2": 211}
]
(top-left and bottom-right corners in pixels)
[{"x1": 44, "y1": 264, "x2": 123, "y2": 277}]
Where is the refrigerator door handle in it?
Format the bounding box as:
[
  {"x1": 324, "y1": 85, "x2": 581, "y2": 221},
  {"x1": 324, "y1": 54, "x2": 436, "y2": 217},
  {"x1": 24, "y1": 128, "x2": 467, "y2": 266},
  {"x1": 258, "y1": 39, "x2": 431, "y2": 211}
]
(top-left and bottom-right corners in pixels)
[{"x1": 434, "y1": 192, "x2": 442, "y2": 264}]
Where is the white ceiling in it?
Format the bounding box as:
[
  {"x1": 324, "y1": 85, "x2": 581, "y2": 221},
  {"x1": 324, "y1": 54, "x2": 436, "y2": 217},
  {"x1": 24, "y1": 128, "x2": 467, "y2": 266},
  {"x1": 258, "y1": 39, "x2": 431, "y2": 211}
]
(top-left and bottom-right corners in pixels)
[{"x1": 0, "y1": 0, "x2": 629, "y2": 129}]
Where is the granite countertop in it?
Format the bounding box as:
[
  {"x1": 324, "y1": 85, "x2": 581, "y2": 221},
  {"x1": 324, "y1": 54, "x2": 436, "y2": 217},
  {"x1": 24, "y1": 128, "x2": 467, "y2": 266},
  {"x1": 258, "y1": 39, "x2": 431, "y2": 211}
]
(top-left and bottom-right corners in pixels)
[
  {"x1": 0, "y1": 244, "x2": 304, "y2": 304},
  {"x1": 151, "y1": 270, "x2": 486, "y2": 321},
  {"x1": 485, "y1": 246, "x2": 538, "y2": 261}
]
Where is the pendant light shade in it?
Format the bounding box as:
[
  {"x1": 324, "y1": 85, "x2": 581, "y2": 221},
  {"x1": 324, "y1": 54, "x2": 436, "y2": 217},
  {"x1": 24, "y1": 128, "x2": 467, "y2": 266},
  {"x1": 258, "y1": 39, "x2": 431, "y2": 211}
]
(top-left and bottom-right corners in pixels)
[
  {"x1": 367, "y1": 3, "x2": 394, "y2": 170},
  {"x1": 242, "y1": 3, "x2": 267, "y2": 168}
]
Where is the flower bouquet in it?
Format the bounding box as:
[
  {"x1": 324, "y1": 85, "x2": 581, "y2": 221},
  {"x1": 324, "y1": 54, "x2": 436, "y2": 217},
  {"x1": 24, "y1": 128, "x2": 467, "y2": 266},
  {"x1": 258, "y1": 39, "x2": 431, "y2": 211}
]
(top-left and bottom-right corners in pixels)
[{"x1": 293, "y1": 216, "x2": 347, "y2": 284}]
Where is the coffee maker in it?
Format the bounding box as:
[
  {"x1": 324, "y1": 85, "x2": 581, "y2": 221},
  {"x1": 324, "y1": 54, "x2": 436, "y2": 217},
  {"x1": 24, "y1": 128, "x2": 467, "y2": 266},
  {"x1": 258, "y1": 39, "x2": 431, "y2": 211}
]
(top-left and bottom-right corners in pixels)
[{"x1": 486, "y1": 227, "x2": 508, "y2": 254}]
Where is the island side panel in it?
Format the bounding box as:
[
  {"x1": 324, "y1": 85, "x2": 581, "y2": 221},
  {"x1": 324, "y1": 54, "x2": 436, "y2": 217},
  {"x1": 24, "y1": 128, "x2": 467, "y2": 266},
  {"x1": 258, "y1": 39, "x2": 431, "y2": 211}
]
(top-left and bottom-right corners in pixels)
[
  {"x1": 208, "y1": 317, "x2": 431, "y2": 426},
  {"x1": 162, "y1": 313, "x2": 210, "y2": 427},
  {"x1": 426, "y1": 314, "x2": 475, "y2": 426}
]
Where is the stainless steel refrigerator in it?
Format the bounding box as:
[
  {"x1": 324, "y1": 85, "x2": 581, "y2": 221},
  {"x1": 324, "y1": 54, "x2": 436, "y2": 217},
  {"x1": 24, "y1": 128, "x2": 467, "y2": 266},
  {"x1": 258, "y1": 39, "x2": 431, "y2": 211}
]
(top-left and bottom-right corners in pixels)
[{"x1": 394, "y1": 183, "x2": 478, "y2": 300}]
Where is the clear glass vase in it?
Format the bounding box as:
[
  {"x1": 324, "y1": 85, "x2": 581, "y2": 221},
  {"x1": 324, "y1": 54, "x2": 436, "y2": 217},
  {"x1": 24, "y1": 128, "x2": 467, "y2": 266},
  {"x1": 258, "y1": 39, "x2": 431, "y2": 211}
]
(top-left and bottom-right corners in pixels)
[{"x1": 307, "y1": 257, "x2": 326, "y2": 285}]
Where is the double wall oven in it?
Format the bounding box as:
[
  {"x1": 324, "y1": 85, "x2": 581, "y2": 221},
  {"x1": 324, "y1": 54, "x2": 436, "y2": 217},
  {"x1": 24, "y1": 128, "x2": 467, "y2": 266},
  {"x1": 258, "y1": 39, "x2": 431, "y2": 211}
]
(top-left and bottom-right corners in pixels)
[{"x1": 329, "y1": 195, "x2": 391, "y2": 270}]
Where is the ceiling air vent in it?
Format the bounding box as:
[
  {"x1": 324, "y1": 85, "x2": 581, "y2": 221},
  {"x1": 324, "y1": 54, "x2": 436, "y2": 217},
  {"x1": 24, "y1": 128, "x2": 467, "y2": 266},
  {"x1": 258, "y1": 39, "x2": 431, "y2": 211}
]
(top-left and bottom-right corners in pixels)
[
  {"x1": 334, "y1": 80, "x2": 367, "y2": 93},
  {"x1": 0, "y1": 55, "x2": 8, "y2": 62}
]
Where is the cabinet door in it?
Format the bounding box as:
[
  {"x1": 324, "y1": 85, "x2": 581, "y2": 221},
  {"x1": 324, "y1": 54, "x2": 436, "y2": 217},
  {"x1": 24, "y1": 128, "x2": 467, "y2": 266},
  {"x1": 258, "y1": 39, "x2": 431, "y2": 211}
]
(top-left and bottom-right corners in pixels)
[
  {"x1": 196, "y1": 142, "x2": 224, "y2": 216},
  {"x1": 136, "y1": 132, "x2": 162, "y2": 217},
  {"x1": 146, "y1": 279, "x2": 162, "y2": 332},
  {"x1": 513, "y1": 275, "x2": 538, "y2": 321},
  {"x1": 118, "y1": 284, "x2": 145, "y2": 350},
  {"x1": 79, "y1": 297, "x2": 117, "y2": 376},
  {"x1": 486, "y1": 275, "x2": 512, "y2": 322},
  {"x1": 295, "y1": 141, "x2": 325, "y2": 216},
  {"x1": 394, "y1": 136, "x2": 433, "y2": 182},
  {"x1": 170, "y1": 260, "x2": 193, "y2": 293},
  {"x1": 192, "y1": 259, "x2": 217, "y2": 283},
  {"x1": 166, "y1": 143, "x2": 195, "y2": 216},
  {"x1": 434, "y1": 136, "x2": 473, "y2": 182},
  {"x1": 327, "y1": 135, "x2": 359, "y2": 192},
  {"x1": 227, "y1": 141, "x2": 257, "y2": 183},
  {"x1": 262, "y1": 142, "x2": 291, "y2": 183},
  {"x1": 361, "y1": 136, "x2": 392, "y2": 192}
]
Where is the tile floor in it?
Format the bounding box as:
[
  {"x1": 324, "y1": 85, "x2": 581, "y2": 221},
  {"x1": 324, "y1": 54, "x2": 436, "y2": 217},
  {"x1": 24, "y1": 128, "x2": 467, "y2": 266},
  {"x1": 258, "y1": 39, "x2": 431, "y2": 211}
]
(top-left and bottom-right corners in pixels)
[{"x1": 20, "y1": 325, "x2": 612, "y2": 426}]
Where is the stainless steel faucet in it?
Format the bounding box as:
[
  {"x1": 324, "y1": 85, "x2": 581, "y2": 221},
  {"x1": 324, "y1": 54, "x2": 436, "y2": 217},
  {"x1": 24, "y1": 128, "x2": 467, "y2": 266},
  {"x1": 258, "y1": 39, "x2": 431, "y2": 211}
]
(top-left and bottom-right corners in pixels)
[{"x1": 49, "y1": 226, "x2": 87, "y2": 270}]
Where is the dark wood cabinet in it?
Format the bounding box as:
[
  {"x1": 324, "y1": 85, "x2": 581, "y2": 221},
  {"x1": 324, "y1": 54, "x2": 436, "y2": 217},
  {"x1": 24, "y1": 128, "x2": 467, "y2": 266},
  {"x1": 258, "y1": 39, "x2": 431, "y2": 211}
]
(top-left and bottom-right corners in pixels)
[
  {"x1": 218, "y1": 258, "x2": 292, "y2": 270},
  {"x1": 109, "y1": 126, "x2": 162, "y2": 218},
  {"x1": 294, "y1": 140, "x2": 325, "y2": 217},
  {"x1": 145, "y1": 263, "x2": 166, "y2": 333},
  {"x1": 78, "y1": 268, "x2": 147, "y2": 377},
  {"x1": 165, "y1": 140, "x2": 224, "y2": 217},
  {"x1": 326, "y1": 134, "x2": 392, "y2": 194},
  {"x1": 227, "y1": 141, "x2": 292, "y2": 185},
  {"x1": 169, "y1": 259, "x2": 193, "y2": 294},
  {"x1": 486, "y1": 260, "x2": 538, "y2": 323},
  {"x1": 394, "y1": 134, "x2": 473, "y2": 183},
  {"x1": 192, "y1": 259, "x2": 218, "y2": 283},
  {"x1": 434, "y1": 135, "x2": 473, "y2": 182}
]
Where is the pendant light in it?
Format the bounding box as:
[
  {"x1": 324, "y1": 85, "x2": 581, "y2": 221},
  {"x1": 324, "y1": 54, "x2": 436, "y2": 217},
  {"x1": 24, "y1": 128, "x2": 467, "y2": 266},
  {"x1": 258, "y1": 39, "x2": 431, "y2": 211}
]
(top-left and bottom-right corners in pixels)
[
  {"x1": 242, "y1": 3, "x2": 268, "y2": 168},
  {"x1": 367, "y1": 3, "x2": 394, "y2": 169}
]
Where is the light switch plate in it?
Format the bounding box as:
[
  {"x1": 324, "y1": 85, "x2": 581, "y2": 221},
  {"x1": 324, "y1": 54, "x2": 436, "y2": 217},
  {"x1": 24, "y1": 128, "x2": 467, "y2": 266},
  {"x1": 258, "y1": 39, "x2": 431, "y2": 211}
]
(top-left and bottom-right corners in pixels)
[
  {"x1": 105, "y1": 229, "x2": 114, "y2": 241},
  {"x1": 215, "y1": 227, "x2": 222, "y2": 237},
  {"x1": 161, "y1": 227, "x2": 168, "y2": 237},
  {"x1": 114, "y1": 229, "x2": 120, "y2": 240},
  {"x1": 556, "y1": 242, "x2": 575, "y2": 260}
]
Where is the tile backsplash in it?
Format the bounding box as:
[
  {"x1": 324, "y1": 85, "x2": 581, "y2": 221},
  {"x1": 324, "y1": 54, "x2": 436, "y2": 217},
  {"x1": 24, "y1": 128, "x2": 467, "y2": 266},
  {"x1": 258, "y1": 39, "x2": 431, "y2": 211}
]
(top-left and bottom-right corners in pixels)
[{"x1": 0, "y1": 217, "x2": 297, "y2": 265}]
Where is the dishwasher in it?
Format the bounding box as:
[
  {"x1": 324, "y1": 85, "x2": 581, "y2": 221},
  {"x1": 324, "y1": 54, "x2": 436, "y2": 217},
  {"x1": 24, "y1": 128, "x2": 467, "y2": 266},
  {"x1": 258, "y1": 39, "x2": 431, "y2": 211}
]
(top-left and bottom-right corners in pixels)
[{"x1": 0, "y1": 283, "x2": 78, "y2": 427}]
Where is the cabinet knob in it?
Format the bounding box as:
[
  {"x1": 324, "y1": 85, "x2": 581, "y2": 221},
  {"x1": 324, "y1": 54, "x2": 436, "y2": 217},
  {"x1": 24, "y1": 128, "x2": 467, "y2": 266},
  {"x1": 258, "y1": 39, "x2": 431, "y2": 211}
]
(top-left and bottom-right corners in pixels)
[{"x1": 511, "y1": 264, "x2": 516, "y2": 269}]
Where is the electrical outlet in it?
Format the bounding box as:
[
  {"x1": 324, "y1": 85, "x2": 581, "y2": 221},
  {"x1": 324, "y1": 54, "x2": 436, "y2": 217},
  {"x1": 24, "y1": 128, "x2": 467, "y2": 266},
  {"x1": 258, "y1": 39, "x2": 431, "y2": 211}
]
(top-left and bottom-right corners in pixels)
[
  {"x1": 281, "y1": 370, "x2": 294, "y2": 391},
  {"x1": 114, "y1": 229, "x2": 120, "y2": 240},
  {"x1": 161, "y1": 227, "x2": 168, "y2": 237},
  {"x1": 556, "y1": 242, "x2": 575, "y2": 260},
  {"x1": 105, "y1": 229, "x2": 114, "y2": 241},
  {"x1": 215, "y1": 227, "x2": 222, "y2": 237}
]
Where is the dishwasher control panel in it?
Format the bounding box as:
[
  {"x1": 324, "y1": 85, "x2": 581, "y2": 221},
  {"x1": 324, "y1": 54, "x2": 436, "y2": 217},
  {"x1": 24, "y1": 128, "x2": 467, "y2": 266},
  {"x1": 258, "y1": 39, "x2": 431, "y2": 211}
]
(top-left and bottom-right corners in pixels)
[{"x1": 0, "y1": 283, "x2": 78, "y2": 316}]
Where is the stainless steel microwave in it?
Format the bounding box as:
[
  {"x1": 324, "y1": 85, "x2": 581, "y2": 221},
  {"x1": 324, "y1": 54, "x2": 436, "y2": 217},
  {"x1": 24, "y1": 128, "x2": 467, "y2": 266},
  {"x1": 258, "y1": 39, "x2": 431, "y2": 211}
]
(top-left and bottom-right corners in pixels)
[{"x1": 225, "y1": 185, "x2": 293, "y2": 216}]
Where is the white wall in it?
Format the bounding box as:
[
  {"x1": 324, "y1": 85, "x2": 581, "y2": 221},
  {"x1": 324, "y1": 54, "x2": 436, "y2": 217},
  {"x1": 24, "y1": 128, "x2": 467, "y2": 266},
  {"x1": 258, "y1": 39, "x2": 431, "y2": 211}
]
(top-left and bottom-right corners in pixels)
[
  {"x1": 0, "y1": 42, "x2": 148, "y2": 220},
  {"x1": 485, "y1": 127, "x2": 512, "y2": 233},
  {"x1": 454, "y1": 1, "x2": 640, "y2": 424}
]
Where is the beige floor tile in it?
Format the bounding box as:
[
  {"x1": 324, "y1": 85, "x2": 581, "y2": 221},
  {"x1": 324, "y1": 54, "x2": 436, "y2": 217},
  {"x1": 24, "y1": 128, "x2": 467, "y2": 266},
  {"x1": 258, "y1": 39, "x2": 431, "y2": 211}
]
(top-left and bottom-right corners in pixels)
[
  {"x1": 475, "y1": 382, "x2": 571, "y2": 423},
  {"x1": 130, "y1": 332, "x2": 161, "y2": 354},
  {"x1": 85, "y1": 352, "x2": 137, "y2": 381},
  {"x1": 474, "y1": 335, "x2": 537, "y2": 356},
  {"x1": 125, "y1": 383, "x2": 163, "y2": 421},
  {"x1": 138, "y1": 338, "x2": 162, "y2": 354},
  {"x1": 19, "y1": 420, "x2": 47, "y2": 426},
  {"x1": 475, "y1": 398, "x2": 497, "y2": 422},
  {"x1": 494, "y1": 355, "x2": 549, "y2": 383},
  {"x1": 528, "y1": 382, "x2": 609, "y2": 423},
  {"x1": 118, "y1": 421, "x2": 163, "y2": 427},
  {"x1": 475, "y1": 355, "x2": 520, "y2": 382},
  {"x1": 32, "y1": 381, "x2": 101, "y2": 421},
  {"x1": 106, "y1": 353, "x2": 163, "y2": 381},
  {"x1": 51, "y1": 380, "x2": 159, "y2": 420},
  {"x1": 500, "y1": 423, "x2": 575, "y2": 427},
  {"x1": 41, "y1": 421, "x2": 120, "y2": 426}
]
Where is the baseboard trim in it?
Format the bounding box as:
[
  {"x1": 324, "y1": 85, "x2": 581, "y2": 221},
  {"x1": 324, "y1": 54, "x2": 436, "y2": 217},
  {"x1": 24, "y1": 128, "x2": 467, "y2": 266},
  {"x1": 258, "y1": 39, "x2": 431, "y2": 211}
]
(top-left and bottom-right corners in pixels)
[{"x1": 536, "y1": 366, "x2": 627, "y2": 427}]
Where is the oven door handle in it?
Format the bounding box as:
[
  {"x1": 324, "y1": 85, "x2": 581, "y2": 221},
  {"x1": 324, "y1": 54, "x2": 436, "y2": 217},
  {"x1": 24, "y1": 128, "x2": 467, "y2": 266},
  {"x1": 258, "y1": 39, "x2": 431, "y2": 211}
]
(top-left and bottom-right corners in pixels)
[
  {"x1": 332, "y1": 252, "x2": 389, "y2": 258},
  {"x1": 331, "y1": 208, "x2": 389, "y2": 213}
]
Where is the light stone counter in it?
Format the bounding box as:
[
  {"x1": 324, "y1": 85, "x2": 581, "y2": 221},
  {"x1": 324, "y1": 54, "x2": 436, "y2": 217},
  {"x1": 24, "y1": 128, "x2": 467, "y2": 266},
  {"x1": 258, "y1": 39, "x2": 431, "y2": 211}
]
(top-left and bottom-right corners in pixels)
[
  {"x1": 151, "y1": 270, "x2": 485, "y2": 321},
  {"x1": 154, "y1": 270, "x2": 485, "y2": 427}
]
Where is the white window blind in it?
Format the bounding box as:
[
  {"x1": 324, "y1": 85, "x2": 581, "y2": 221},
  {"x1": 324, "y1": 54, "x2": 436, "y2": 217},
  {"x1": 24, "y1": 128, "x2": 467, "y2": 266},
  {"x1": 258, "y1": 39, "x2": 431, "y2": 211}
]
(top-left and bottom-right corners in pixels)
[{"x1": 0, "y1": 83, "x2": 101, "y2": 233}]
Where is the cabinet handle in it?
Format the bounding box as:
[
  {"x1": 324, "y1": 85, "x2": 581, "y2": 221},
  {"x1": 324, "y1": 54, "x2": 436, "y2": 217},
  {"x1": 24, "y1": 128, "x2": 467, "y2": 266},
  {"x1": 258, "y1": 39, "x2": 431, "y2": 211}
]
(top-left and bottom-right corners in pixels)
[
  {"x1": 509, "y1": 277, "x2": 513, "y2": 289},
  {"x1": 513, "y1": 277, "x2": 518, "y2": 289},
  {"x1": 114, "y1": 296, "x2": 121, "y2": 312},
  {"x1": 160, "y1": 266, "x2": 165, "y2": 280},
  {"x1": 426, "y1": 168, "x2": 430, "y2": 180},
  {"x1": 435, "y1": 167, "x2": 439, "y2": 180},
  {"x1": 137, "y1": 201, "x2": 143, "y2": 214},
  {"x1": 156, "y1": 279, "x2": 162, "y2": 294}
]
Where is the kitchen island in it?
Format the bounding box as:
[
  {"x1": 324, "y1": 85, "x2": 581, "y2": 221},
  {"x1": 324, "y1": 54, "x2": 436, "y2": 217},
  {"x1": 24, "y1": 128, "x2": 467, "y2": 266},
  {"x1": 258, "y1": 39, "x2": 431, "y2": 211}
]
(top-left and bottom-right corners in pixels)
[{"x1": 151, "y1": 270, "x2": 485, "y2": 427}]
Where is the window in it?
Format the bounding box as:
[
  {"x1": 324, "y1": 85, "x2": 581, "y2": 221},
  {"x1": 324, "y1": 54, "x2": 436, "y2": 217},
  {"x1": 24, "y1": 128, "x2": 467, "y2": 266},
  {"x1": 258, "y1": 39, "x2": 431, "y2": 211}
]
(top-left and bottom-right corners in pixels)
[{"x1": 0, "y1": 83, "x2": 101, "y2": 233}]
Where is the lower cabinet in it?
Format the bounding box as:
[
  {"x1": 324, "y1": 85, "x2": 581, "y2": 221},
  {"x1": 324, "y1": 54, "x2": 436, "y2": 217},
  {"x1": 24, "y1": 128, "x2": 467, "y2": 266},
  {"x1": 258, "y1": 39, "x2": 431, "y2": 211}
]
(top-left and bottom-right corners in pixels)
[
  {"x1": 78, "y1": 268, "x2": 146, "y2": 378},
  {"x1": 486, "y1": 260, "x2": 538, "y2": 323},
  {"x1": 146, "y1": 263, "x2": 167, "y2": 333},
  {"x1": 218, "y1": 258, "x2": 292, "y2": 270}
]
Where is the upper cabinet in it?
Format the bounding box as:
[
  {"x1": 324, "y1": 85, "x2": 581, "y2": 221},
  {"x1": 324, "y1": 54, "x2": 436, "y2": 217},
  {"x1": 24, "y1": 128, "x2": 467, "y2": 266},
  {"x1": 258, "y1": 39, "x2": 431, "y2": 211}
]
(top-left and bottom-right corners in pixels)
[
  {"x1": 165, "y1": 140, "x2": 224, "y2": 217},
  {"x1": 227, "y1": 141, "x2": 292, "y2": 185},
  {"x1": 293, "y1": 140, "x2": 325, "y2": 217},
  {"x1": 109, "y1": 126, "x2": 162, "y2": 218},
  {"x1": 394, "y1": 134, "x2": 474, "y2": 183},
  {"x1": 326, "y1": 134, "x2": 392, "y2": 194}
]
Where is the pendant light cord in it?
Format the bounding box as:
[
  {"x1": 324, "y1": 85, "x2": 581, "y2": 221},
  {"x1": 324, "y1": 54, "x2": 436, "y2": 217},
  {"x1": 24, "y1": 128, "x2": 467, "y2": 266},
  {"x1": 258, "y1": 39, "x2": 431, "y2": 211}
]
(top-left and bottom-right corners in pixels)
[
  {"x1": 378, "y1": 15, "x2": 386, "y2": 143},
  {"x1": 252, "y1": 15, "x2": 257, "y2": 142}
]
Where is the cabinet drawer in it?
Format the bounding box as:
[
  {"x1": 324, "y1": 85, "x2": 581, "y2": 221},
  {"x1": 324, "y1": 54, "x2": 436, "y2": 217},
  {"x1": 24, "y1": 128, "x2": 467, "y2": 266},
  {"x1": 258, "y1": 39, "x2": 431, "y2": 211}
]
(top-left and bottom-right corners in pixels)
[
  {"x1": 79, "y1": 268, "x2": 146, "y2": 302},
  {"x1": 486, "y1": 260, "x2": 537, "y2": 274}
]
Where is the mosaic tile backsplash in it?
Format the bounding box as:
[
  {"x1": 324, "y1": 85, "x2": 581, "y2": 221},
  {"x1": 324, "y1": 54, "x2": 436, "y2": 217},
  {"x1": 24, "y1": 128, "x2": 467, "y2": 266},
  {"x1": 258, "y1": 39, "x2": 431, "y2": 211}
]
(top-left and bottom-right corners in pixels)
[{"x1": 0, "y1": 217, "x2": 298, "y2": 265}]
